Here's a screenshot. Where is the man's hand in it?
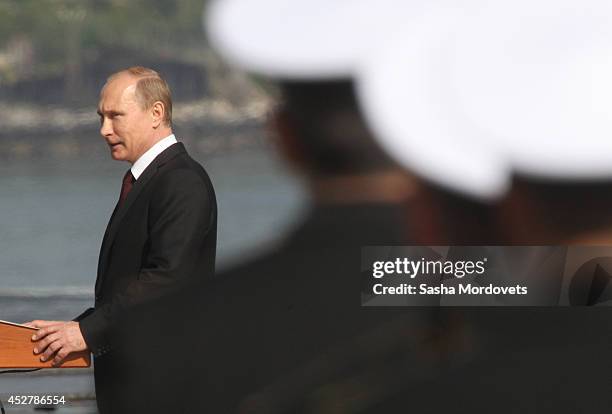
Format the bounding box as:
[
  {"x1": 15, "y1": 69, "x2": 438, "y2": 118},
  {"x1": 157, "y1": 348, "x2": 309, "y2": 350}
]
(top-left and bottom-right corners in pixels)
[{"x1": 24, "y1": 320, "x2": 88, "y2": 367}]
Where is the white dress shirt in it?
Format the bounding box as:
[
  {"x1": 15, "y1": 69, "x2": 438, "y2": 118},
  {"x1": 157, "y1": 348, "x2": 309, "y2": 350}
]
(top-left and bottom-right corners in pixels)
[{"x1": 131, "y1": 134, "x2": 178, "y2": 180}]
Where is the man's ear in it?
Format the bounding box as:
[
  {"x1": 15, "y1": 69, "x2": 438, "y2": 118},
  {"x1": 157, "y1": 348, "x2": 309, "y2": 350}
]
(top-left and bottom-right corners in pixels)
[
  {"x1": 151, "y1": 101, "x2": 165, "y2": 128},
  {"x1": 269, "y1": 108, "x2": 308, "y2": 173}
]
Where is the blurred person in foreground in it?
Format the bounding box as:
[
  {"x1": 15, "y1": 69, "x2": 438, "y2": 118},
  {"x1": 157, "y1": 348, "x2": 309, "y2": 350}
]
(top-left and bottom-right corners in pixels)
[
  {"x1": 26, "y1": 66, "x2": 217, "y2": 413},
  {"x1": 124, "y1": 1, "x2": 612, "y2": 413},
  {"x1": 112, "y1": 3, "x2": 497, "y2": 413},
  {"x1": 315, "y1": 1, "x2": 612, "y2": 412},
  {"x1": 116, "y1": 77, "x2": 457, "y2": 414}
]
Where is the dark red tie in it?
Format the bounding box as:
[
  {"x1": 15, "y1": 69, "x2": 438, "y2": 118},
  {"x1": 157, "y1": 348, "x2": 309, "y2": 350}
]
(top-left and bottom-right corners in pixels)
[{"x1": 119, "y1": 170, "x2": 135, "y2": 206}]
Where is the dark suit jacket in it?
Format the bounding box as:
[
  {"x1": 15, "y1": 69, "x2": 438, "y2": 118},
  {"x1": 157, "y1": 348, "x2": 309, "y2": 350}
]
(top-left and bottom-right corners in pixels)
[{"x1": 75, "y1": 142, "x2": 217, "y2": 412}]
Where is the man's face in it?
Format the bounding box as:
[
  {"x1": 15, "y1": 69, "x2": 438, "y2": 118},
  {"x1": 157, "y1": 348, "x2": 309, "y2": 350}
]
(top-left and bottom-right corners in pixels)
[{"x1": 97, "y1": 75, "x2": 153, "y2": 163}]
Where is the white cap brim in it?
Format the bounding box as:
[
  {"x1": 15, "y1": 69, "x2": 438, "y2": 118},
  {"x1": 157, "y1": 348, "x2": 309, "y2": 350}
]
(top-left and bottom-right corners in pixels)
[{"x1": 206, "y1": 0, "x2": 612, "y2": 198}]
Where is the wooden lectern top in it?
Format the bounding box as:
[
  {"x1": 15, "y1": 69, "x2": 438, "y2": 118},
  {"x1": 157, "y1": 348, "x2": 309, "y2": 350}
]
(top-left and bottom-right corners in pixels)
[{"x1": 0, "y1": 320, "x2": 90, "y2": 369}]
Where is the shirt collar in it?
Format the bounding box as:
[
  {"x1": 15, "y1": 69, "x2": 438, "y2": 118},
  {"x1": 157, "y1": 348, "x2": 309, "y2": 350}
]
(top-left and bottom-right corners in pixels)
[{"x1": 131, "y1": 134, "x2": 178, "y2": 180}]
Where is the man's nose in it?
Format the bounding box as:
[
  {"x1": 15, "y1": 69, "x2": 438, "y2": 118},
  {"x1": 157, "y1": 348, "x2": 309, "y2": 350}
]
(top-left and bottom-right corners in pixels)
[{"x1": 100, "y1": 118, "x2": 113, "y2": 137}]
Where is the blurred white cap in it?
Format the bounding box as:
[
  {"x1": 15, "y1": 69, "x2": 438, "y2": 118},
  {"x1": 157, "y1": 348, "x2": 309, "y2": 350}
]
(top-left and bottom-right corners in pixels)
[{"x1": 206, "y1": 0, "x2": 612, "y2": 199}]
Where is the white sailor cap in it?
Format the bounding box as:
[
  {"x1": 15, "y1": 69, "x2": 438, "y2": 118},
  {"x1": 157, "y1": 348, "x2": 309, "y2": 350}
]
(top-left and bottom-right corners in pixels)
[{"x1": 206, "y1": 0, "x2": 612, "y2": 199}]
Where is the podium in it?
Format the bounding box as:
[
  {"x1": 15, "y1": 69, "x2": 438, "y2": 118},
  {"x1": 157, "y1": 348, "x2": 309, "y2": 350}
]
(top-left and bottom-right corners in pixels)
[{"x1": 0, "y1": 320, "x2": 90, "y2": 368}]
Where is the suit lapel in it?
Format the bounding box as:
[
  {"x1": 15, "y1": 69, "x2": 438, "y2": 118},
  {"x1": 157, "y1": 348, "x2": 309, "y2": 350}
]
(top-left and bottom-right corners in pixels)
[{"x1": 95, "y1": 143, "x2": 186, "y2": 295}]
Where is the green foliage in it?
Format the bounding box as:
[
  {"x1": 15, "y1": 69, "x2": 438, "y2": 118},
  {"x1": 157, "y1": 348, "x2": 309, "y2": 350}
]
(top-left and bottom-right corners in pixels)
[{"x1": 0, "y1": 0, "x2": 207, "y2": 78}]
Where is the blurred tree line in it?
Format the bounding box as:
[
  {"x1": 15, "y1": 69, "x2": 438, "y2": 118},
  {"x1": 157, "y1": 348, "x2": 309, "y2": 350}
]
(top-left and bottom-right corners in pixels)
[{"x1": 0, "y1": 0, "x2": 213, "y2": 104}]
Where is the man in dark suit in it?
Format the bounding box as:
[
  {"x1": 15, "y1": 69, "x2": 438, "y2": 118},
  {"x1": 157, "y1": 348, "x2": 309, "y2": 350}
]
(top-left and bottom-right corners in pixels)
[{"x1": 26, "y1": 66, "x2": 217, "y2": 412}]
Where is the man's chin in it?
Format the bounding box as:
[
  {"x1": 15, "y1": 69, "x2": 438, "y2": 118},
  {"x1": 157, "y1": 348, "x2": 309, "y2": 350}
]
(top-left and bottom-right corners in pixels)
[{"x1": 110, "y1": 148, "x2": 128, "y2": 161}]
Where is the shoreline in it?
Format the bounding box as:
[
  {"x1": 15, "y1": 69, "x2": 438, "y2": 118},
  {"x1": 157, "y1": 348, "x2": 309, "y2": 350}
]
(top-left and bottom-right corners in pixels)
[{"x1": 0, "y1": 97, "x2": 271, "y2": 159}]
